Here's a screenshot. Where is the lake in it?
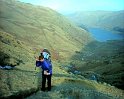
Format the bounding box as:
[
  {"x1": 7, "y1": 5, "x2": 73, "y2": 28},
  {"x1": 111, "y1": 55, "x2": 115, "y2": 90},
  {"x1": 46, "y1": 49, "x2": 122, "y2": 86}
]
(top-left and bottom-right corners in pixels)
[{"x1": 89, "y1": 28, "x2": 124, "y2": 42}]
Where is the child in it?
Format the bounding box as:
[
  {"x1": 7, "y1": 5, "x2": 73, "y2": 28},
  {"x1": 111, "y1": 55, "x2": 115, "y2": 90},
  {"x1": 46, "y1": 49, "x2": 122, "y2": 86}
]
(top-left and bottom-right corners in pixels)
[{"x1": 36, "y1": 53, "x2": 52, "y2": 91}]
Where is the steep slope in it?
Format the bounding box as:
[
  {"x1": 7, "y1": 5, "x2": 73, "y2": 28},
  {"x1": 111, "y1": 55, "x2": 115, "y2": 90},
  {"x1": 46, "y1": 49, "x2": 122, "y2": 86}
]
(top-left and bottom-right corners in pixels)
[
  {"x1": 67, "y1": 11, "x2": 124, "y2": 33},
  {"x1": 0, "y1": 0, "x2": 124, "y2": 99},
  {"x1": 0, "y1": 0, "x2": 92, "y2": 61},
  {"x1": 70, "y1": 40, "x2": 124, "y2": 90},
  {"x1": 0, "y1": 31, "x2": 33, "y2": 66},
  {"x1": 0, "y1": 0, "x2": 94, "y2": 98},
  {"x1": 26, "y1": 62, "x2": 124, "y2": 99},
  {"x1": 0, "y1": 61, "x2": 124, "y2": 99}
]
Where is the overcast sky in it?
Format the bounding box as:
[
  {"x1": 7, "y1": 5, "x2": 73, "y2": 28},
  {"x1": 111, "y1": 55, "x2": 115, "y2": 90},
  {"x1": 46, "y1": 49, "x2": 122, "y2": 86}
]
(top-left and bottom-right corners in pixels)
[{"x1": 19, "y1": 0, "x2": 124, "y2": 14}]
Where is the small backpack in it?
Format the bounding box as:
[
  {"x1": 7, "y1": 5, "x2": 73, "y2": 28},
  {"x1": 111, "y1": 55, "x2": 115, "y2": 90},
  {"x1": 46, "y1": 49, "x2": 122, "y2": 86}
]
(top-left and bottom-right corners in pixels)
[{"x1": 41, "y1": 48, "x2": 51, "y2": 61}]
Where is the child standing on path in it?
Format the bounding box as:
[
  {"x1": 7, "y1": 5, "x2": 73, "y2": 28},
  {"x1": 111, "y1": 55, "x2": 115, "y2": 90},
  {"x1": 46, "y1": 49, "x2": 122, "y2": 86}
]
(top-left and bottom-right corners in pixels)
[{"x1": 36, "y1": 53, "x2": 52, "y2": 91}]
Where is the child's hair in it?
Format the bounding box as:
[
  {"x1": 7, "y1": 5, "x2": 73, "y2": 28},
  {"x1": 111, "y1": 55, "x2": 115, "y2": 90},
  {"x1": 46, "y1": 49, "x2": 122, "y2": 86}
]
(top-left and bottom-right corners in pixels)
[{"x1": 39, "y1": 53, "x2": 44, "y2": 60}]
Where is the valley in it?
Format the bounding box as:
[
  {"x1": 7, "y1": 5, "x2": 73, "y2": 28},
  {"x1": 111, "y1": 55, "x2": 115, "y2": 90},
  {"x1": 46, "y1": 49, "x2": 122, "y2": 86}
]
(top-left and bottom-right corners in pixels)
[{"x1": 0, "y1": 0, "x2": 124, "y2": 99}]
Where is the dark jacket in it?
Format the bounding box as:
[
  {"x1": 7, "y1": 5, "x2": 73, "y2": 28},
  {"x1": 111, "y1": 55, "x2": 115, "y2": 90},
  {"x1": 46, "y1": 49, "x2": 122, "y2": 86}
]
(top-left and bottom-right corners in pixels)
[{"x1": 36, "y1": 59, "x2": 52, "y2": 75}]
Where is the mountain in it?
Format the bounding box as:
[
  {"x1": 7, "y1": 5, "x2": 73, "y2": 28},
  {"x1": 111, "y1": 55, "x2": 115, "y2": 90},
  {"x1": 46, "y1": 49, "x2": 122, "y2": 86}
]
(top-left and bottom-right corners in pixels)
[
  {"x1": 0, "y1": 0, "x2": 92, "y2": 66},
  {"x1": 0, "y1": 0, "x2": 124, "y2": 98},
  {"x1": 70, "y1": 40, "x2": 124, "y2": 89},
  {"x1": 0, "y1": 0, "x2": 93, "y2": 98},
  {"x1": 66, "y1": 11, "x2": 124, "y2": 90},
  {"x1": 67, "y1": 11, "x2": 124, "y2": 33}
]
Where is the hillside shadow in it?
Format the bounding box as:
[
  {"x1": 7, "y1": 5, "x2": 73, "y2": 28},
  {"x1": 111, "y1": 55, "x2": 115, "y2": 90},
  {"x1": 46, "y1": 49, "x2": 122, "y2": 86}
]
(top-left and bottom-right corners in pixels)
[
  {"x1": 0, "y1": 51, "x2": 10, "y2": 66},
  {"x1": 70, "y1": 40, "x2": 124, "y2": 90},
  {"x1": 71, "y1": 40, "x2": 124, "y2": 61}
]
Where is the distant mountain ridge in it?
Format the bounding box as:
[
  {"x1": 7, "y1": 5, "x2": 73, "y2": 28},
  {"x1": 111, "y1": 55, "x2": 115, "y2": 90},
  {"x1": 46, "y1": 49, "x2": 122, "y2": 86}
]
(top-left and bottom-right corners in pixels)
[{"x1": 67, "y1": 11, "x2": 124, "y2": 33}]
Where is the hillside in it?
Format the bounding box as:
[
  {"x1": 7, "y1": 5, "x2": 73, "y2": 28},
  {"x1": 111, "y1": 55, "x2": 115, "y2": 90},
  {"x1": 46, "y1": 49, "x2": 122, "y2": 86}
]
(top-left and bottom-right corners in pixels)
[
  {"x1": 66, "y1": 11, "x2": 124, "y2": 90},
  {"x1": 0, "y1": 0, "x2": 93, "y2": 98},
  {"x1": 67, "y1": 11, "x2": 124, "y2": 33},
  {"x1": 69, "y1": 40, "x2": 124, "y2": 89},
  {"x1": 0, "y1": 0, "x2": 124, "y2": 99},
  {"x1": 0, "y1": 0, "x2": 92, "y2": 62}
]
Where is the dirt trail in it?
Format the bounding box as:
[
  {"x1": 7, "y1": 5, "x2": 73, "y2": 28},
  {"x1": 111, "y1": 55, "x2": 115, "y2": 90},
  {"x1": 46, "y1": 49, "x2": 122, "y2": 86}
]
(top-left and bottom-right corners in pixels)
[{"x1": 25, "y1": 62, "x2": 124, "y2": 99}]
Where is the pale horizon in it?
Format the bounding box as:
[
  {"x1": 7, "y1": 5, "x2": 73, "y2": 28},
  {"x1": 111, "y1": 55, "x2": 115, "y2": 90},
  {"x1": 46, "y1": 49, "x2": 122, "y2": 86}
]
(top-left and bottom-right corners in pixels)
[{"x1": 19, "y1": 0, "x2": 124, "y2": 14}]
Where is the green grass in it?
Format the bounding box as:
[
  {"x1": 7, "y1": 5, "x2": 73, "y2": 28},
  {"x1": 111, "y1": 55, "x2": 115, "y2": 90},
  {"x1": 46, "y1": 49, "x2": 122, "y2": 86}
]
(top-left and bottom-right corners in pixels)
[
  {"x1": 0, "y1": 0, "x2": 124, "y2": 98},
  {"x1": 0, "y1": 0, "x2": 93, "y2": 59},
  {"x1": 0, "y1": 59, "x2": 124, "y2": 98},
  {"x1": 68, "y1": 40, "x2": 124, "y2": 90},
  {"x1": 0, "y1": 31, "x2": 34, "y2": 66},
  {"x1": 26, "y1": 64, "x2": 124, "y2": 99}
]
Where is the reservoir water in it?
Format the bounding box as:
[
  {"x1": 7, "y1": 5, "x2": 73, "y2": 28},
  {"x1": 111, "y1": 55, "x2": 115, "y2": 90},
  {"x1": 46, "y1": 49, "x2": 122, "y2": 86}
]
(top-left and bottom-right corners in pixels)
[{"x1": 89, "y1": 28, "x2": 123, "y2": 42}]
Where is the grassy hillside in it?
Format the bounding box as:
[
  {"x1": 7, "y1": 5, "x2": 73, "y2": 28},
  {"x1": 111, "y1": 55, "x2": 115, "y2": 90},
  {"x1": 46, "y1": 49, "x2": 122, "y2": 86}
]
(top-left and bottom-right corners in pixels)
[
  {"x1": 67, "y1": 11, "x2": 124, "y2": 33},
  {"x1": 0, "y1": 0, "x2": 124, "y2": 98},
  {"x1": 69, "y1": 40, "x2": 124, "y2": 90},
  {"x1": 0, "y1": 31, "x2": 34, "y2": 66},
  {"x1": 0, "y1": 0, "x2": 92, "y2": 60},
  {"x1": 1, "y1": 61, "x2": 124, "y2": 99},
  {"x1": 0, "y1": 0, "x2": 93, "y2": 98}
]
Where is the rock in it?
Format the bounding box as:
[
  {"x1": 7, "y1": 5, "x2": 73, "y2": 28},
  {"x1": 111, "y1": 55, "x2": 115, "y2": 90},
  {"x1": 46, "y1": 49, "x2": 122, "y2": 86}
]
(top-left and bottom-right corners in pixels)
[
  {"x1": 73, "y1": 70, "x2": 81, "y2": 75},
  {"x1": 103, "y1": 82, "x2": 107, "y2": 86},
  {"x1": 90, "y1": 75, "x2": 97, "y2": 81},
  {"x1": 0, "y1": 65, "x2": 15, "y2": 70}
]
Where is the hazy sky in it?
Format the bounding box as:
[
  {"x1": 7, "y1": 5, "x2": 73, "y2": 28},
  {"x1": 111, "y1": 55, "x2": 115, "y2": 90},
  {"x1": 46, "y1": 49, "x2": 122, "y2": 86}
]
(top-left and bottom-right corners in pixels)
[{"x1": 19, "y1": 0, "x2": 124, "y2": 14}]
